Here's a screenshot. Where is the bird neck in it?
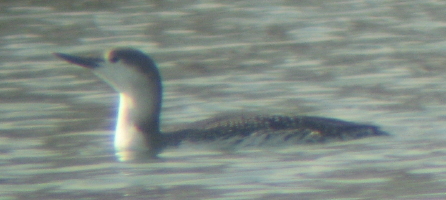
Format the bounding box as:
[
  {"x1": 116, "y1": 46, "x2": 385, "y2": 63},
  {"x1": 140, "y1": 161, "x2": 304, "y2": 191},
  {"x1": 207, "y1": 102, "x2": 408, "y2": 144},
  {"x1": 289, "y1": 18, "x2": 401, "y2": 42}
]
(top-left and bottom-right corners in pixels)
[{"x1": 114, "y1": 79, "x2": 163, "y2": 160}]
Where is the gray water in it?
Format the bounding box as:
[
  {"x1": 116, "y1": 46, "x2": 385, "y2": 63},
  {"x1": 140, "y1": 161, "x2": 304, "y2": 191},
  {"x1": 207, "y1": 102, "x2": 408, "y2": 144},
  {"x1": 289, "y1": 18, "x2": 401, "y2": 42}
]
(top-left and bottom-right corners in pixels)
[{"x1": 1, "y1": 0, "x2": 446, "y2": 199}]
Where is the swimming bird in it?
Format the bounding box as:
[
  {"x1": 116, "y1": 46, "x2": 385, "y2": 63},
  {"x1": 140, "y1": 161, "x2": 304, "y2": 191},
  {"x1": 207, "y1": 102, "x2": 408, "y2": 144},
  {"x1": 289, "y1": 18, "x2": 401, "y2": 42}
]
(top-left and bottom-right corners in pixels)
[{"x1": 54, "y1": 48, "x2": 388, "y2": 161}]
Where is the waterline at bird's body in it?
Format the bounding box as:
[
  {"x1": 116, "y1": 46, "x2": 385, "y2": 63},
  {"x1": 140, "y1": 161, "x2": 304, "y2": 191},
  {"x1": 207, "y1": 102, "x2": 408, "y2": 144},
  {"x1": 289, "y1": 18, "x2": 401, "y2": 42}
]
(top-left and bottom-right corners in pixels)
[{"x1": 54, "y1": 48, "x2": 388, "y2": 162}]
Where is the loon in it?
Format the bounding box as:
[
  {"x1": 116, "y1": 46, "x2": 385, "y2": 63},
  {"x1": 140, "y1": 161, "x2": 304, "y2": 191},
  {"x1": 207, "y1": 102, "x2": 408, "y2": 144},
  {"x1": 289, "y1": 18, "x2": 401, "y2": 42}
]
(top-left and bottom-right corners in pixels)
[{"x1": 54, "y1": 48, "x2": 387, "y2": 161}]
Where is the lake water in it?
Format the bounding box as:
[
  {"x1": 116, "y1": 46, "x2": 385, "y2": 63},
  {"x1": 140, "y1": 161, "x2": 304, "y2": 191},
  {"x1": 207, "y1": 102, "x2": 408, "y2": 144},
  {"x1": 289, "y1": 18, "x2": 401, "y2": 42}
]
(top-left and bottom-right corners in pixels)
[{"x1": 1, "y1": 0, "x2": 446, "y2": 199}]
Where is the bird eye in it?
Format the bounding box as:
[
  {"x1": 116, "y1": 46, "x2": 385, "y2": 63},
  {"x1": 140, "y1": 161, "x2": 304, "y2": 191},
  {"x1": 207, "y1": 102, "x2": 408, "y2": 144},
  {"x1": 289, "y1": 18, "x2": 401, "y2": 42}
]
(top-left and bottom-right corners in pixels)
[{"x1": 109, "y1": 56, "x2": 120, "y2": 63}]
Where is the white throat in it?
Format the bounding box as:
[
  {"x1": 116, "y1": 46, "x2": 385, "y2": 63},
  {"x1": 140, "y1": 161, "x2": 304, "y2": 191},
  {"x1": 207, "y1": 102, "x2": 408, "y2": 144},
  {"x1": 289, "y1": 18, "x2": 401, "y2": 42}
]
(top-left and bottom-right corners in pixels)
[{"x1": 115, "y1": 93, "x2": 148, "y2": 152}]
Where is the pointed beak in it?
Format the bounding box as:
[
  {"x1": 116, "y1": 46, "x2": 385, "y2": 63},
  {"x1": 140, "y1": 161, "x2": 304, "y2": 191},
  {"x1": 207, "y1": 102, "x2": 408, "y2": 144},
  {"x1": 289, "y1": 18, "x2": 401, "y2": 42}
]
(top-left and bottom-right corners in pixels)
[{"x1": 53, "y1": 53, "x2": 103, "y2": 69}]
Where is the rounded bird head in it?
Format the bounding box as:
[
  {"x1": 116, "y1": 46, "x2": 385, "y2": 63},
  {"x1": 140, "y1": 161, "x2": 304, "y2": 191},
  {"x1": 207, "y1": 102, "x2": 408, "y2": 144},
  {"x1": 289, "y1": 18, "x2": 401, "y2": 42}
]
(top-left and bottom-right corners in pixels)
[{"x1": 54, "y1": 48, "x2": 161, "y2": 95}]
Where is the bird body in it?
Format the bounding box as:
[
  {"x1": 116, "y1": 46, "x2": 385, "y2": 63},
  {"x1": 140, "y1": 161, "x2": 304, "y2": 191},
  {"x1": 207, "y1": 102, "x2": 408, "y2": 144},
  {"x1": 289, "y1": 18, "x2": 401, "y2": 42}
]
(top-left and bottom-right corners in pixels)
[{"x1": 54, "y1": 48, "x2": 387, "y2": 161}]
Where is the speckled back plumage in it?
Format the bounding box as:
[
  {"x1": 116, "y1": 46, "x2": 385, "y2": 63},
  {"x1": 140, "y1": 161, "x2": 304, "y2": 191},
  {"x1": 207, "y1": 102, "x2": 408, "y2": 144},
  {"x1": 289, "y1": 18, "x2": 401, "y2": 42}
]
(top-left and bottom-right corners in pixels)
[{"x1": 163, "y1": 115, "x2": 387, "y2": 147}]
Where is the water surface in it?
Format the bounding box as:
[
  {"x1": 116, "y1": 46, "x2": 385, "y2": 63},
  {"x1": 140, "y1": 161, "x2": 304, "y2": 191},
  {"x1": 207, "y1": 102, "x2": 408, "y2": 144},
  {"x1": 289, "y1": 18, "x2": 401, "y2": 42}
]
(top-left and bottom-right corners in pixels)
[{"x1": 1, "y1": 0, "x2": 446, "y2": 199}]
